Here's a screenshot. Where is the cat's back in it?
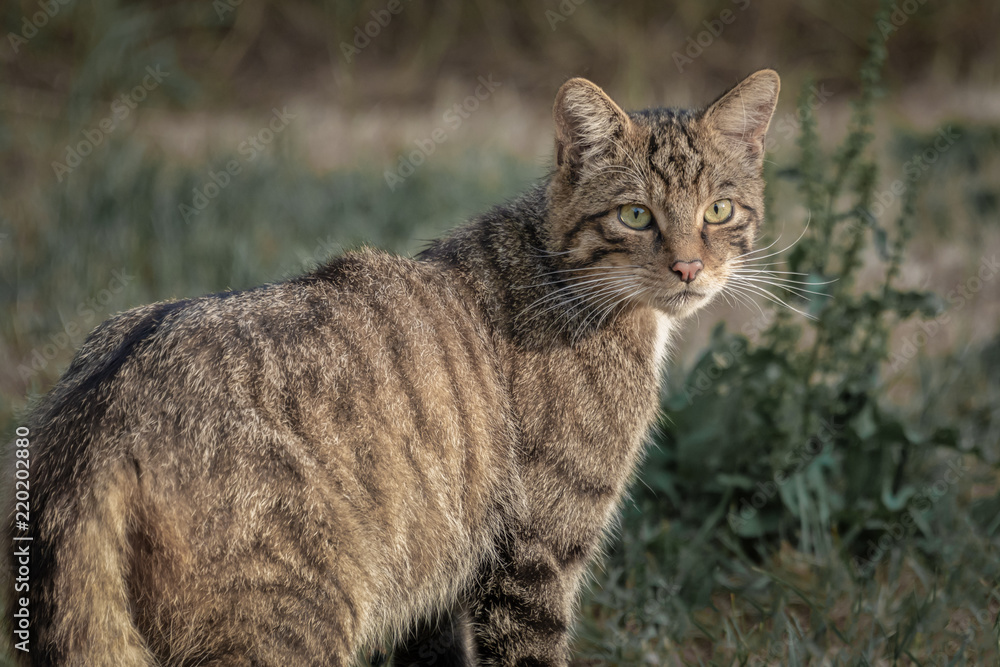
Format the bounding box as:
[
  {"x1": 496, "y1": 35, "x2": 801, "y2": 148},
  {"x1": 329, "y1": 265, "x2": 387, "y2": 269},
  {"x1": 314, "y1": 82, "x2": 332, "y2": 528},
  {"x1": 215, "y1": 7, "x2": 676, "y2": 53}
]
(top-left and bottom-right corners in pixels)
[
  {"x1": 35, "y1": 246, "x2": 502, "y2": 434},
  {"x1": 21, "y1": 247, "x2": 518, "y2": 662},
  {"x1": 32, "y1": 246, "x2": 514, "y2": 497}
]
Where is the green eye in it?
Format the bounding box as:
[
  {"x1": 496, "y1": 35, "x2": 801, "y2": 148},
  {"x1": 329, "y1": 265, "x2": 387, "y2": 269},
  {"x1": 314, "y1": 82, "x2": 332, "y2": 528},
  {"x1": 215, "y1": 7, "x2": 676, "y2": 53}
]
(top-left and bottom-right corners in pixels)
[
  {"x1": 618, "y1": 204, "x2": 653, "y2": 230},
  {"x1": 704, "y1": 199, "x2": 734, "y2": 224}
]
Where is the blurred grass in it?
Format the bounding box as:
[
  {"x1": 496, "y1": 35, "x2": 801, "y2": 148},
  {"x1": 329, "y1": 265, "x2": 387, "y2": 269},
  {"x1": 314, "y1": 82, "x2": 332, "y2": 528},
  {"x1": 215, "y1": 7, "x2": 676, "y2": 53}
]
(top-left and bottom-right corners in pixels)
[
  {"x1": 0, "y1": 140, "x2": 541, "y2": 429},
  {"x1": 4, "y1": 0, "x2": 998, "y2": 107},
  {"x1": 2, "y1": 0, "x2": 1000, "y2": 664}
]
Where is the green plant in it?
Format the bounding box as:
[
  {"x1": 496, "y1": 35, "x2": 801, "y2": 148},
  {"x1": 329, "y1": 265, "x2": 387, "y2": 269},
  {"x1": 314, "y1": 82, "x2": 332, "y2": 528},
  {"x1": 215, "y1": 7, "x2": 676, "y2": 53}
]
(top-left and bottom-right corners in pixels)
[{"x1": 578, "y1": 0, "x2": 1000, "y2": 661}]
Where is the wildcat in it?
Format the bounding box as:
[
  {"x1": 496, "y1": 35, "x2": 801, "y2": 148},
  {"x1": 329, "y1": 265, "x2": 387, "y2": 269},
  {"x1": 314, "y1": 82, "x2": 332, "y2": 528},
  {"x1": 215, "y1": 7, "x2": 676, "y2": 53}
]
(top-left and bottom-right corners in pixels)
[{"x1": 5, "y1": 69, "x2": 779, "y2": 665}]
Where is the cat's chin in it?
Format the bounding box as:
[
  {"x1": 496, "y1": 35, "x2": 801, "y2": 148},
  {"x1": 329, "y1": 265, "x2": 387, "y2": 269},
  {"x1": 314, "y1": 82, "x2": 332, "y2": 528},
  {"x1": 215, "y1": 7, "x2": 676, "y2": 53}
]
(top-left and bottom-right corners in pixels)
[{"x1": 653, "y1": 288, "x2": 715, "y2": 318}]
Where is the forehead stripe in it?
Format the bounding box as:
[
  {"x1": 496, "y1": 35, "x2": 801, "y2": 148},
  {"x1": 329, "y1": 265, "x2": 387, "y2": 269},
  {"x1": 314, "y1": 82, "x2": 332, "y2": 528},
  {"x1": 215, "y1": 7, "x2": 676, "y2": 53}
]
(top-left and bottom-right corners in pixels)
[
  {"x1": 563, "y1": 209, "x2": 612, "y2": 246},
  {"x1": 646, "y1": 134, "x2": 671, "y2": 190}
]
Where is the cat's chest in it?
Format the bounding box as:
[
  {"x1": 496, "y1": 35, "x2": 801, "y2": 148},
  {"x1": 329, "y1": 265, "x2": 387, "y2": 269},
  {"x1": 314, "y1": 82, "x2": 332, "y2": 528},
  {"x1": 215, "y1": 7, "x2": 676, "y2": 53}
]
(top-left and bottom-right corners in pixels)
[
  {"x1": 512, "y1": 309, "x2": 672, "y2": 448},
  {"x1": 651, "y1": 310, "x2": 676, "y2": 379}
]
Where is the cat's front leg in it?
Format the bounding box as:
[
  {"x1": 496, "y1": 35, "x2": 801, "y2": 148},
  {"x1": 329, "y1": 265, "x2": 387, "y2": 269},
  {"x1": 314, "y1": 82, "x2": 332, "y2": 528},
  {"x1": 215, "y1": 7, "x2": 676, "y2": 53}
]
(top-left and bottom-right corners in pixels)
[{"x1": 467, "y1": 533, "x2": 589, "y2": 666}]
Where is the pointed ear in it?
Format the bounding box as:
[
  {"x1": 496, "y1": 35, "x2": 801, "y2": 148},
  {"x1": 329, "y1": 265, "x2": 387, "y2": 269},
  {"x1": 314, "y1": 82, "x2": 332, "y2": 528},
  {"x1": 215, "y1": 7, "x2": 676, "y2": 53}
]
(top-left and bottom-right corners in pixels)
[
  {"x1": 553, "y1": 78, "x2": 631, "y2": 172},
  {"x1": 702, "y1": 69, "x2": 780, "y2": 165}
]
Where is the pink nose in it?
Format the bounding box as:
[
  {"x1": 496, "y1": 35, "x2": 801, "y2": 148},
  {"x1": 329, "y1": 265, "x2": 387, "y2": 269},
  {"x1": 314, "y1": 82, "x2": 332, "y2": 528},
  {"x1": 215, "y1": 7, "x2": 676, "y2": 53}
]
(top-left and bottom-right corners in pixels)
[{"x1": 671, "y1": 259, "x2": 704, "y2": 284}]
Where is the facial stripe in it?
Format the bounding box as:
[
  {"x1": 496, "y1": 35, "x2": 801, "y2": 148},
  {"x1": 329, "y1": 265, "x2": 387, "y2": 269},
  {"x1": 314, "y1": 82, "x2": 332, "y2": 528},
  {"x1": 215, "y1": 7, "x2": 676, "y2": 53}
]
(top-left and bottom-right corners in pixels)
[
  {"x1": 563, "y1": 209, "x2": 611, "y2": 246},
  {"x1": 585, "y1": 247, "x2": 630, "y2": 265},
  {"x1": 595, "y1": 225, "x2": 627, "y2": 245},
  {"x1": 646, "y1": 134, "x2": 671, "y2": 189}
]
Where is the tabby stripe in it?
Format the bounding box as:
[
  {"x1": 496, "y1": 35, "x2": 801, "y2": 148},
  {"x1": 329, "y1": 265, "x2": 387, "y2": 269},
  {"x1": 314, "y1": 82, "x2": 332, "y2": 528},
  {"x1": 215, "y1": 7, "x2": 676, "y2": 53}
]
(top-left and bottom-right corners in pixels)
[
  {"x1": 401, "y1": 439, "x2": 433, "y2": 501},
  {"x1": 515, "y1": 658, "x2": 548, "y2": 667},
  {"x1": 678, "y1": 121, "x2": 695, "y2": 154},
  {"x1": 678, "y1": 122, "x2": 705, "y2": 182},
  {"x1": 323, "y1": 573, "x2": 361, "y2": 633},
  {"x1": 692, "y1": 158, "x2": 705, "y2": 187},
  {"x1": 280, "y1": 392, "x2": 311, "y2": 449},
  {"x1": 530, "y1": 445, "x2": 615, "y2": 499},
  {"x1": 371, "y1": 302, "x2": 431, "y2": 437},
  {"x1": 353, "y1": 440, "x2": 382, "y2": 507},
  {"x1": 553, "y1": 542, "x2": 589, "y2": 568},
  {"x1": 325, "y1": 319, "x2": 380, "y2": 420},
  {"x1": 647, "y1": 134, "x2": 671, "y2": 189},
  {"x1": 477, "y1": 589, "x2": 567, "y2": 637},
  {"x1": 74, "y1": 299, "x2": 191, "y2": 401},
  {"x1": 723, "y1": 220, "x2": 751, "y2": 235},
  {"x1": 577, "y1": 354, "x2": 623, "y2": 430},
  {"x1": 241, "y1": 327, "x2": 319, "y2": 454},
  {"x1": 595, "y1": 225, "x2": 627, "y2": 245},
  {"x1": 514, "y1": 559, "x2": 559, "y2": 587},
  {"x1": 585, "y1": 246, "x2": 629, "y2": 265},
  {"x1": 608, "y1": 184, "x2": 631, "y2": 200},
  {"x1": 410, "y1": 282, "x2": 479, "y2": 511},
  {"x1": 523, "y1": 214, "x2": 547, "y2": 253},
  {"x1": 481, "y1": 221, "x2": 507, "y2": 287},
  {"x1": 563, "y1": 210, "x2": 611, "y2": 246},
  {"x1": 452, "y1": 313, "x2": 494, "y2": 413}
]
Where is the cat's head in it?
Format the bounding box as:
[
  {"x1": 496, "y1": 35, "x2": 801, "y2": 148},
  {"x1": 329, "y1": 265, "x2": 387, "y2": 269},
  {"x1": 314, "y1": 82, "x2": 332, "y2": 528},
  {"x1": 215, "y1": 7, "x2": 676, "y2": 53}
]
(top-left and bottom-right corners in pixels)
[{"x1": 543, "y1": 70, "x2": 780, "y2": 321}]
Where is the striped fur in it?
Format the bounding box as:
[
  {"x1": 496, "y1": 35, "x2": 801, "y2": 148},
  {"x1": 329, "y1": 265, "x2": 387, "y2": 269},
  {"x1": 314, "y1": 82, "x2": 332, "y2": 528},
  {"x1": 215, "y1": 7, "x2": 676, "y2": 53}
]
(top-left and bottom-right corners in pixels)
[{"x1": 5, "y1": 70, "x2": 778, "y2": 666}]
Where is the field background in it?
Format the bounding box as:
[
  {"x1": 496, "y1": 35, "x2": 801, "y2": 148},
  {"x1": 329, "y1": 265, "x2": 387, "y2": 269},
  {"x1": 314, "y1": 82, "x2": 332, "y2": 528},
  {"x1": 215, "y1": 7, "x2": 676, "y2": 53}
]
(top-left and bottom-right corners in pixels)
[{"x1": 1, "y1": 0, "x2": 999, "y2": 664}]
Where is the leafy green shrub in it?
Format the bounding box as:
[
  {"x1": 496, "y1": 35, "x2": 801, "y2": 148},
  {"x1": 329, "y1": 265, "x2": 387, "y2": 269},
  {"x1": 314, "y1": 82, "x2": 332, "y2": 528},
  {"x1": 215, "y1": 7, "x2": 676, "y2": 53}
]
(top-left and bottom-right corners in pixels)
[{"x1": 579, "y1": 0, "x2": 1000, "y2": 662}]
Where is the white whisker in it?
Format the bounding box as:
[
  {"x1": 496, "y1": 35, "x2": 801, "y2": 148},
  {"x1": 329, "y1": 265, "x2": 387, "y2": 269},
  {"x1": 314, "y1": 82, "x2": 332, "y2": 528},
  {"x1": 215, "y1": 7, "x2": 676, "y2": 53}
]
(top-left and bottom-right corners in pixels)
[
  {"x1": 521, "y1": 276, "x2": 641, "y2": 328},
  {"x1": 515, "y1": 269, "x2": 640, "y2": 291},
  {"x1": 730, "y1": 276, "x2": 831, "y2": 299},
  {"x1": 731, "y1": 272, "x2": 837, "y2": 287},
  {"x1": 723, "y1": 284, "x2": 770, "y2": 319},
  {"x1": 732, "y1": 281, "x2": 817, "y2": 320}
]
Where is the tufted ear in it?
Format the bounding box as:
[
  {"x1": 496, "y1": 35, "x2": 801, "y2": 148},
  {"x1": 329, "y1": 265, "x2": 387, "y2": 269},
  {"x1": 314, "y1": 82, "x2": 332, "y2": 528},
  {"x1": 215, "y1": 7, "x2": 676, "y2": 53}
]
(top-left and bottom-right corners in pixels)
[
  {"x1": 553, "y1": 78, "x2": 632, "y2": 173},
  {"x1": 702, "y1": 69, "x2": 780, "y2": 166}
]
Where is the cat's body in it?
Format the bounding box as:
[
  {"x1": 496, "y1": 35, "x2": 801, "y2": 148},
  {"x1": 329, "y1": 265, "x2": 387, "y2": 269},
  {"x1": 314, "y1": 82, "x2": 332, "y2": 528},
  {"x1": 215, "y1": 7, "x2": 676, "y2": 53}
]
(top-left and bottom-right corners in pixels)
[{"x1": 5, "y1": 71, "x2": 779, "y2": 665}]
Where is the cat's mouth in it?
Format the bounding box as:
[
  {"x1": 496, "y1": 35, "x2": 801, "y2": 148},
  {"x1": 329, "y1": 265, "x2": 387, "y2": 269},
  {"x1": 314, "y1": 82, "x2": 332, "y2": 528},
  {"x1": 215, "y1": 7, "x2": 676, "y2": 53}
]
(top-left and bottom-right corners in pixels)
[
  {"x1": 655, "y1": 286, "x2": 714, "y2": 314},
  {"x1": 666, "y1": 288, "x2": 706, "y2": 303}
]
